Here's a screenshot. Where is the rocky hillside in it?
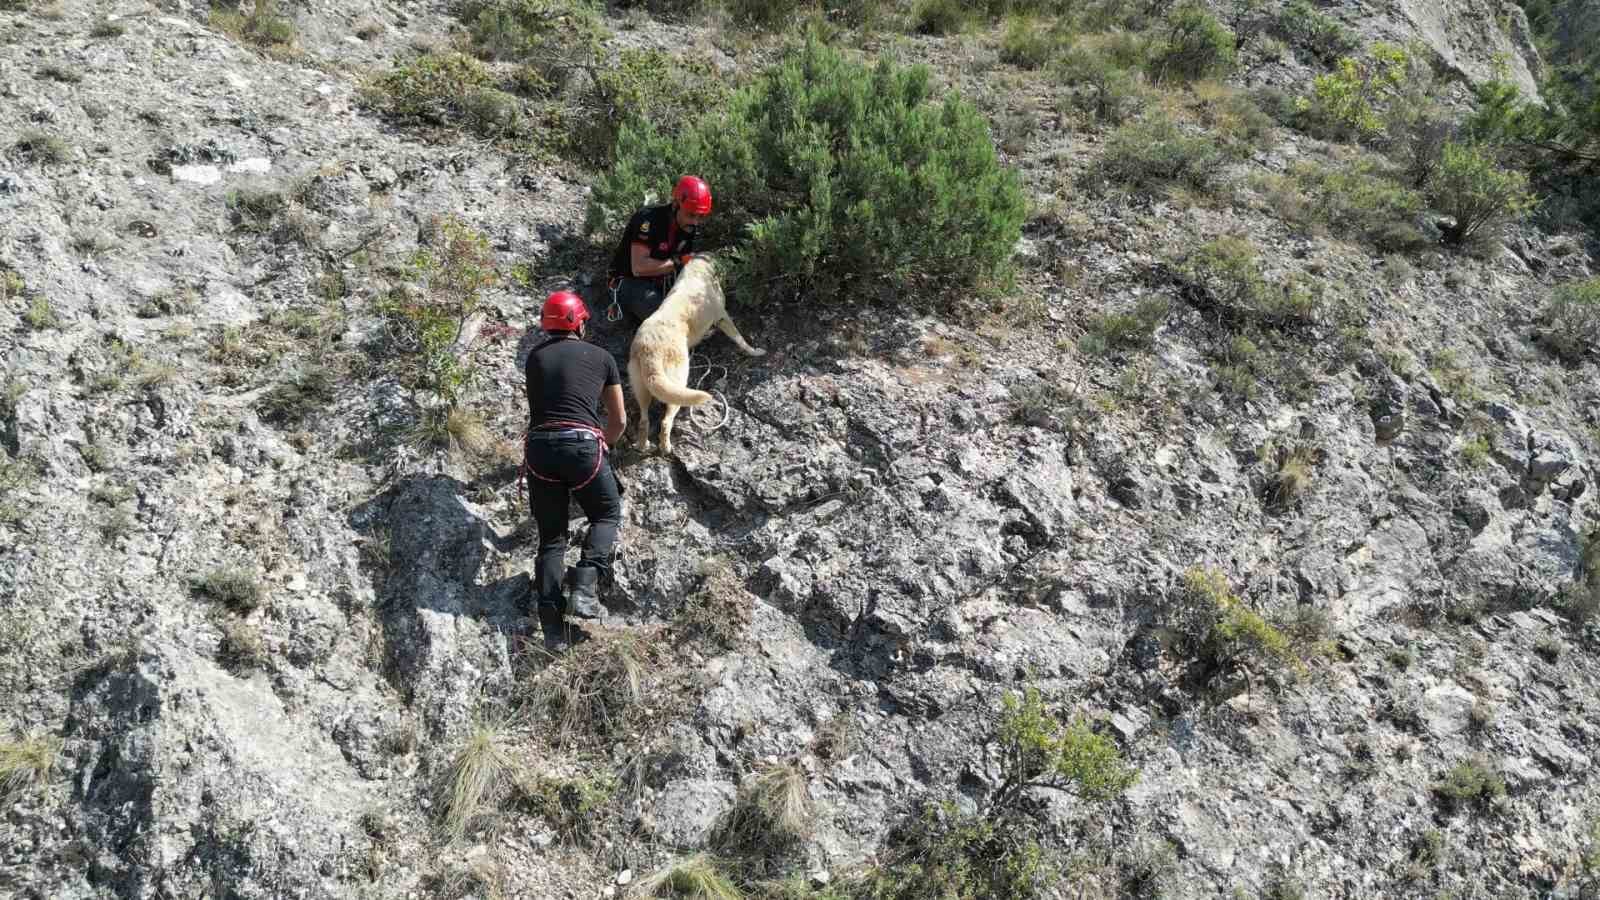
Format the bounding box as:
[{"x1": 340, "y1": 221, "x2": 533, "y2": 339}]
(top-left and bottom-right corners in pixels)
[{"x1": 2, "y1": 0, "x2": 1599, "y2": 898}]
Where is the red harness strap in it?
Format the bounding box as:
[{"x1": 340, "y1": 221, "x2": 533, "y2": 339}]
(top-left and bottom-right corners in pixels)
[{"x1": 518, "y1": 420, "x2": 609, "y2": 504}]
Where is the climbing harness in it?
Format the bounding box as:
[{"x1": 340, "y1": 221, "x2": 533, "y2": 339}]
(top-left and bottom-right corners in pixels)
[{"x1": 518, "y1": 420, "x2": 609, "y2": 506}]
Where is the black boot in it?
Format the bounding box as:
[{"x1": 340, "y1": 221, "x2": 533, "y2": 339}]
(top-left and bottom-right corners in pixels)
[
  {"x1": 537, "y1": 604, "x2": 569, "y2": 652},
  {"x1": 567, "y1": 565, "x2": 604, "y2": 620}
]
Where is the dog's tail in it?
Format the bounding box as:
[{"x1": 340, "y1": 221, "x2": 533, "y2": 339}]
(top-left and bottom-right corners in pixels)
[{"x1": 646, "y1": 372, "x2": 712, "y2": 407}]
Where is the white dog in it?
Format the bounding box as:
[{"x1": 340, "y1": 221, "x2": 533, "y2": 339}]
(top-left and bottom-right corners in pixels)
[{"x1": 626, "y1": 256, "x2": 765, "y2": 455}]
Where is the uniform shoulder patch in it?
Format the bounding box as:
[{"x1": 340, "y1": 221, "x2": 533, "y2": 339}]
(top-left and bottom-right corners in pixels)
[{"x1": 638, "y1": 220, "x2": 650, "y2": 233}]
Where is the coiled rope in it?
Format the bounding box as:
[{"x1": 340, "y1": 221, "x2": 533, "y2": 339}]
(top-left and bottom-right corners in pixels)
[{"x1": 684, "y1": 353, "x2": 729, "y2": 432}]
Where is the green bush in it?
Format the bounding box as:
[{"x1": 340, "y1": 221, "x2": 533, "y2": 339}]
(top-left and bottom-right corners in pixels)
[
  {"x1": 1082, "y1": 296, "x2": 1170, "y2": 354},
  {"x1": 1091, "y1": 113, "x2": 1224, "y2": 194},
  {"x1": 991, "y1": 685, "x2": 1138, "y2": 809},
  {"x1": 1149, "y1": 3, "x2": 1235, "y2": 83},
  {"x1": 912, "y1": 0, "x2": 968, "y2": 34},
  {"x1": 1431, "y1": 757, "x2": 1506, "y2": 812},
  {"x1": 209, "y1": 0, "x2": 297, "y2": 49},
  {"x1": 1000, "y1": 15, "x2": 1069, "y2": 69},
  {"x1": 378, "y1": 215, "x2": 498, "y2": 407},
  {"x1": 1054, "y1": 42, "x2": 1144, "y2": 125},
  {"x1": 1177, "y1": 237, "x2": 1322, "y2": 325},
  {"x1": 1175, "y1": 568, "x2": 1303, "y2": 674},
  {"x1": 361, "y1": 52, "x2": 496, "y2": 129},
  {"x1": 1274, "y1": 0, "x2": 1356, "y2": 64},
  {"x1": 857, "y1": 802, "x2": 1057, "y2": 900},
  {"x1": 1541, "y1": 277, "x2": 1600, "y2": 362},
  {"x1": 14, "y1": 131, "x2": 69, "y2": 166},
  {"x1": 1467, "y1": 74, "x2": 1599, "y2": 236},
  {"x1": 1424, "y1": 142, "x2": 1537, "y2": 246},
  {"x1": 725, "y1": 0, "x2": 808, "y2": 29},
  {"x1": 466, "y1": 0, "x2": 601, "y2": 64},
  {"x1": 1296, "y1": 43, "x2": 1410, "y2": 141},
  {"x1": 1283, "y1": 159, "x2": 1428, "y2": 250},
  {"x1": 591, "y1": 37, "x2": 1027, "y2": 307}
]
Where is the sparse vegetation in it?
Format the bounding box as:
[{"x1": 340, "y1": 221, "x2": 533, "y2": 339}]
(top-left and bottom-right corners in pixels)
[
  {"x1": 675, "y1": 555, "x2": 752, "y2": 651},
  {"x1": 434, "y1": 722, "x2": 523, "y2": 842},
  {"x1": 1460, "y1": 434, "x2": 1491, "y2": 468},
  {"x1": 90, "y1": 17, "x2": 124, "y2": 37},
  {"x1": 1296, "y1": 43, "x2": 1409, "y2": 141},
  {"x1": 258, "y1": 365, "x2": 335, "y2": 425},
  {"x1": 989, "y1": 685, "x2": 1138, "y2": 812},
  {"x1": 712, "y1": 762, "x2": 814, "y2": 856},
  {"x1": 14, "y1": 130, "x2": 69, "y2": 165},
  {"x1": 1091, "y1": 113, "x2": 1224, "y2": 195},
  {"x1": 0, "y1": 732, "x2": 60, "y2": 798},
  {"x1": 527, "y1": 632, "x2": 645, "y2": 745},
  {"x1": 210, "y1": 0, "x2": 298, "y2": 50},
  {"x1": 1081, "y1": 297, "x2": 1170, "y2": 354},
  {"x1": 1149, "y1": 3, "x2": 1235, "y2": 83},
  {"x1": 1431, "y1": 756, "x2": 1506, "y2": 812},
  {"x1": 1172, "y1": 568, "x2": 1303, "y2": 677},
  {"x1": 630, "y1": 854, "x2": 742, "y2": 899},
  {"x1": 1273, "y1": 0, "x2": 1357, "y2": 65},
  {"x1": 22, "y1": 295, "x2": 56, "y2": 330},
  {"x1": 38, "y1": 62, "x2": 82, "y2": 83},
  {"x1": 1264, "y1": 441, "x2": 1317, "y2": 509},
  {"x1": 515, "y1": 769, "x2": 617, "y2": 845},
  {"x1": 1541, "y1": 276, "x2": 1600, "y2": 362},
  {"x1": 218, "y1": 618, "x2": 268, "y2": 671},
  {"x1": 1176, "y1": 237, "x2": 1322, "y2": 327},
  {"x1": 191, "y1": 565, "x2": 265, "y2": 612}
]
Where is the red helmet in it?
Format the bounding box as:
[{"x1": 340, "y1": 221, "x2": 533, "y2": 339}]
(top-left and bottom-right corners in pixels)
[
  {"x1": 672, "y1": 175, "x2": 712, "y2": 216},
  {"x1": 541, "y1": 291, "x2": 589, "y2": 333}
]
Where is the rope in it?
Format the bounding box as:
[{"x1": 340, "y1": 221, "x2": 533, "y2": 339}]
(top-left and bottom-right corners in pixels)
[{"x1": 684, "y1": 353, "x2": 729, "y2": 433}]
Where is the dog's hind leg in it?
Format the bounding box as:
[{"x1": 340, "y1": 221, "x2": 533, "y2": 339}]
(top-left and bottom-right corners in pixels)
[
  {"x1": 659, "y1": 404, "x2": 684, "y2": 456},
  {"x1": 628, "y1": 359, "x2": 653, "y2": 452},
  {"x1": 715, "y1": 317, "x2": 766, "y2": 357}
]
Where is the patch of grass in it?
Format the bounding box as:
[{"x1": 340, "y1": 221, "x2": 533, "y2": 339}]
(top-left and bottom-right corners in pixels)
[
  {"x1": 1540, "y1": 276, "x2": 1600, "y2": 363},
  {"x1": 1264, "y1": 441, "x2": 1317, "y2": 509},
  {"x1": 527, "y1": 632, "x2": 646, "y2": 745},
  {"x1": 99, "y1": 506, "x2": 136, "y2": 543},
  {"x1": 22, "y1": 296, "x2": 56, "y2": 330},
  {"x1": 13, "y1": 130, "x2": 69, "y2": 167},
  {"x1": 1053, "y1": 38, "x2": 1146, "y2": 126},
  {"x1": 1429, "y1": 348, "x2": 1482, "y2": 406},
  {"x1": 999, "y1": 15, "x2": 1069, "y2": 69},
  {"x1": 225, "y1": 186, "x2": 287, "y2": 234},
  {"x1": 1090, "y1": 113, "x2": 1225, "y2": 196},
  {"x1": 1176, "y1": 236, "x2": 1322, "y2": 326},
  {"x1": 360, "y1": 51, "x2": 497, "y2": 130},
  {"x1": 1175, "y1": 568, "x2": 1303, "y2": 676},
  {"x1": 70, "y1": 231, "x2": 116, "y2": 257},
  {"x1": 209, "y1": 0, "x2": 297, "y2": 49},
  {"x1": 37, "y1": 63, "x2": 82, "y2": 83},
  {"x1": 712, "y1": 762, "x2": 815, "y2": 856},
  {"x1": 911, "y1": 0, "x2": 968, "y2": 35},
  {"x1": 1258, "y1": 158, "x2": 1428, "y2": 251},
  {"x1": 1534, "y1": 632, "x2": 1563, "y2": 663},
  {"x1": 1431, "y1": 756, "x2": 1506, "y2": 813},
  {"x1": 630, "y1": 854, "x2": 742, "y2": 900},
  {"x1": 258, "y1": 365, "x2": 334, "y2": 426},
  {"x1": 1387, "y1": 647, "x2": 1415, "y2": 670},
  {"x1": 90, "y1": 17, "x2": 124, "y2": 37},
  {"x1": 675, "y1": 555, "x2": 751, "y2": 651},
  {"x1": 191, "y1": 565, "x2": 265, "y2": 612},
  {"x1": 1460, "y1": 434, "x2": 1491, "y2": 468},
  {"x1": 1081, "y1": 296, "x2": 1170, "y2": 355},
  {"x1": 434, "y1": 722, "x2": 524, "y2": 843},
  {"x1": 846, "y1": 801, "x2": 1057, "y2": 900},
  {"x1": 136, "y1": 287, "x2": 199, "y2": 319},
  {"x1": 218, "y1": 617, "x2": 268, "y2": 672},
  {"x1": 1467, "y1": 699, "x2": 1495, "y2": 734},
  {"x1": 514, "y1": 769, "x2": 618, "y2": 845},
  {"x1": 0, "y1": 733, "x2": 61, "y2": 798},
  {"x1": 1273, "y1": 0, "x2": 1356, "y2": 64},
  {"x1": 1149, "y1": 3, "x2": 1235, "y2": 84}
]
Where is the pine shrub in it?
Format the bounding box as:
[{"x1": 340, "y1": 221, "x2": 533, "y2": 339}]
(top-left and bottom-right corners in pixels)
[
  {"x1": 1091, "y1": 113, "x2": 1225, "y2": 194},
  {"x1": 1424, "y1": 141, "x2": 1537, "y2": 246},
  {"x1": 1274, "y1": 0, "x2": 1356, "y2": 65},
  {"x1": 590, "y1": 37, "x2": 1027, "y2": 308}
]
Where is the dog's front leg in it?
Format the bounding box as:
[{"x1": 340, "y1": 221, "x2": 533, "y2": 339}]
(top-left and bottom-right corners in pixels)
[{"x1": 716, "y1": 317, "x2": 765, "y2": 357}]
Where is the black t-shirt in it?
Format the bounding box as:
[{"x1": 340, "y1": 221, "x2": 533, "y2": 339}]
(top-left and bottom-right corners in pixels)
[
  {"x1": 608, "y1": 203, "x2": 696, "y2": 280},
  {"x1": 525, "y1": 337, "x2": 620, "y2": 432}
]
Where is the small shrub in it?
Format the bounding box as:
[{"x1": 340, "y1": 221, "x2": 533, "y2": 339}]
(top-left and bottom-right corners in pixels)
[
  {"x1": 1279, "y1": 159, "x2": 1427, "y2": 250},
  {"x1": 1431, "y1": 756, "x2": 1506, "y2": 812},
  {"x1": 1534, "y1": 632, "x2": 1563, "y2": 663},
  {"x1": 22, "y1": 296, "x2": 56, "y2": 330},
  {"x1": 225, "y1": 186, "x2": 286, "y2": 233},
  {"x1": 724, "y1": 0, "x2": 806, "y2": 29},
  {"x1": 912, "y1": 0, "x2": 968, "y2": 35},
  {"x1": 1054, "y1": 42, "x2": 1144, "y2": 125},
  {"x1": 1092, "y1": 113, "x2": 1224, "y2": 194},
  {"x1": 14, "y1": 130, "x2": 70, "y2": 165},
  {"x1": 191, "y1": 565, "x2": 264, "y2": 611},
  {"x1": 630, "y1": 854, "x2": 741, "y2": 900},
  {"x1": 515, "y1": 769, "x2": 618, "y2": 844},
  {"x1": 1149, "y1": 3, "x2": 1235, "y2": 83},
  {"x1": 1541, "y1": 277, "x2": 1600, "y2": 362},
  {"x1": 259, "y1": 365, "x2": 334, "y2": 425},
  {"x1": 1460, "y1": 434, "x2": 1490, "y2": 468},
  {"x1": 0, "y1": 733, "x2": 61, "y2": 798},
  {"x1": 99, "y1": 506, "x2": 136, "y2": 542},
  {"x1": 434, "y1": 723, "x2": 523, "y2": 842},
  {"x1": 361, "y1": 52, "x2": 495, "y2": 130},
  {"x1": 851, "y1": 801, "x2": 1057, "y2": 900},
  {"x1": 676, "y1": 555, "x2": 752, "y2": 650},
  {"x1": 379, "y1": 216, "x2": 497, "y2": 407},
  {"x1": 712, "y1": 762, "x2": 814, "y2": 855},
  {"x1": 210, "y1": 0, "x2": 297, "y2": 49},
  {"x1": 1174, "y1": 568, "x2": 1302, "y2": 675},
  {"x1": 1082, "y1": 296, "x2": 1170, "y2": 353},
  {"x1": 1297, "y1": 43, "x2": 1409, "y2": 141},
  {"x1": 1265, "y1": 441, "x2": 1316, "y2": 508},
  {"x1": 218, "y1": 618, "x2": 268, "y2": 671},
  {"x1": 1000, "y1": 15, "x2": 1067, "y2": 70},
  {"x1": 90, "y1": 17, "x2": 125, "y2": 37},
  {"x1": 1468, "y1": 699, "x2": 1495, "y2": 733},
  {"x1": 1176, "y1": 236, "x2": 1321, "y2": 326},
  {"x1": 528, "y1": 633, "x2": 645, "y2": 744},
  {"x1": 38, "y1": 63, "x2": 82, "y2": 83},
  {"x1": 990, "y1": 685, "x2": 1137, "y2": 811},
  {"x1": 1274, "y1": 0, "x2": 1356, "y2": 64},
  {"x1": 1009, "y1": 379, "x2": 1078, "y2": 430},
  {"x1": 1425, "y1": 142, "x2": 1537, "y2": 246},
  {"x1": 1189, "y1": 83, "x2": 1276, "y2": 157}
]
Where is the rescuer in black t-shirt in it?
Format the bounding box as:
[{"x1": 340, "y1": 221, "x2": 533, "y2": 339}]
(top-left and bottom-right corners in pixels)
[
  {"x1": 604, "y1": 175, "x2": 713, "y2": 326},
  {"x1": 523, "y1": 291, "x2": 627, "y2": 649}
]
